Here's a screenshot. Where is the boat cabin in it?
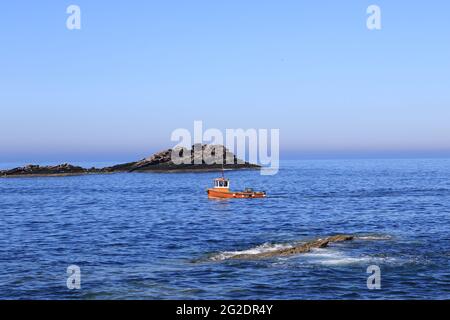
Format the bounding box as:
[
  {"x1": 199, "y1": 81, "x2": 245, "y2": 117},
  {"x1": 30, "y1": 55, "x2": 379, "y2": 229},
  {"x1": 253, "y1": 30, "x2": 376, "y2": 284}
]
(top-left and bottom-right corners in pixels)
[{"x1": 213, "y1": 178, "x2": 230, "y2": 189}]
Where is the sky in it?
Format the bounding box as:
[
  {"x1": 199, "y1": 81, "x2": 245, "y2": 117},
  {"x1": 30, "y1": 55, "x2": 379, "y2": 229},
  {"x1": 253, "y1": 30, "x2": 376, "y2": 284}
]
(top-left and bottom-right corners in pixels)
[{"x1": 0, "y1": 0, "x2": 449, "y2": 162}]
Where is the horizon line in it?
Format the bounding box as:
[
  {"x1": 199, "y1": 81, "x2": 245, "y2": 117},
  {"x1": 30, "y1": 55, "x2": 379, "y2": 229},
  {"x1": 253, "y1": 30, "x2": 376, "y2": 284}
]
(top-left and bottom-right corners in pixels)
[{"x1": 1, "y1": 152, "x2": 450, "y2": 166}]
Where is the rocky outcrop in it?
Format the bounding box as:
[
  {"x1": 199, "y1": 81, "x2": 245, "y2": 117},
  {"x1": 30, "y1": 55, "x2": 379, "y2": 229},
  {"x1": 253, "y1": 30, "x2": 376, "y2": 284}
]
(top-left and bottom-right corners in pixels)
[
  {"x1": 0, "y1": 144, "x2": 260, "y2": 177},
  {"x1": 229, "y1": 235, "x2": 354, "y2": 260},
  {"x1": 0, "y1": 163, "x2": 95, "y2": 177},
  {"x1": 118, "y1": 144, "x2": 259, "y2": 172}
]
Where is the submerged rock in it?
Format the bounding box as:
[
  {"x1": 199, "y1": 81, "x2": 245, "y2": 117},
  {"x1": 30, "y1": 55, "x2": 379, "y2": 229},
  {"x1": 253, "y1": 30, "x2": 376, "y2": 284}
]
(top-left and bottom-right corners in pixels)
[{"x1": 229, "y1": 235, "x2": 354, "y2": 260}]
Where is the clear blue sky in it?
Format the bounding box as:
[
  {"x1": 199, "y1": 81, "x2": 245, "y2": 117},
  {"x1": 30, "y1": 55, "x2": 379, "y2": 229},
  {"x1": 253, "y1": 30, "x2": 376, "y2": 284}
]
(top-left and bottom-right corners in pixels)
[{"x1": 0, "y1": 1, "x2": 449, "y2": 162}]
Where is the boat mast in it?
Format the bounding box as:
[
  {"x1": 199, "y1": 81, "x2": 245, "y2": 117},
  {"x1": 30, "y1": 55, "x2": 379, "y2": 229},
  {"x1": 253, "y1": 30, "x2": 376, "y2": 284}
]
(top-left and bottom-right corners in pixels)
[
  {"x1": 221, "y1": 146, "x2": 225, "y2": 178},
  {"x1": 221, "y1": 158, "x2": 224, "y2": 178}
]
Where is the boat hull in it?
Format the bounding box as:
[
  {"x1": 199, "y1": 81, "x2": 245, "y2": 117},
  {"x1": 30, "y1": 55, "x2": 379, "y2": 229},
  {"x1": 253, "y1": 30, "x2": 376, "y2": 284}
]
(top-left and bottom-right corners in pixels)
[{"x1": 207, "y1": 188, "x2": 266, "y2": 199}]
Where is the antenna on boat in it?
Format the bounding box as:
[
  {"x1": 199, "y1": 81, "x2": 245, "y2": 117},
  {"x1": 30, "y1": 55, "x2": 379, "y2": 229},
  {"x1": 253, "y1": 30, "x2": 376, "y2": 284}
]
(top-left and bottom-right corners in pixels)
[
  {"x1": 221, "y1": 154, "x2": 225, "y2": 178},
  {"x1": 221, "y1": 146, "x2": 225, "y2": 178}
]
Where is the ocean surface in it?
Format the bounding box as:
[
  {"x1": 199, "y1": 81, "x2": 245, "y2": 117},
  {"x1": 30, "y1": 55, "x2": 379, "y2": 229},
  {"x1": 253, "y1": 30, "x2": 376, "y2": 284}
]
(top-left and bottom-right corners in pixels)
[{"x1": 0, "y1": 159, "x2": 449, "y2": 299}]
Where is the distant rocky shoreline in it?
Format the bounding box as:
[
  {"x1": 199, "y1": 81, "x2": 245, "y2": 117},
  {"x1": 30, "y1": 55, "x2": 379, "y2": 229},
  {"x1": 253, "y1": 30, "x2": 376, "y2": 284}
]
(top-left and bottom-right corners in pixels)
[{"x1": 0, "y1": 144, "x2": 260, "y2": 178}]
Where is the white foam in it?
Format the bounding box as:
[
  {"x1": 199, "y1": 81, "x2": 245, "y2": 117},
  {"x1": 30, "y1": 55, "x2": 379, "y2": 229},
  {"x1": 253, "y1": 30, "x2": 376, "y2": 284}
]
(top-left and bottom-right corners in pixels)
[
  {"x1": 302, "y1": 248, "x2": 395, "y2": 266},
  {"x1": 208, "y1": 235, "x2": 396, "y2": 264},
  {"x1": 210, "y1": 242, "x2": 293, "y2": 261},
  {"x1": 356, "y1": 235, "x2": 392, "y2": 240}
]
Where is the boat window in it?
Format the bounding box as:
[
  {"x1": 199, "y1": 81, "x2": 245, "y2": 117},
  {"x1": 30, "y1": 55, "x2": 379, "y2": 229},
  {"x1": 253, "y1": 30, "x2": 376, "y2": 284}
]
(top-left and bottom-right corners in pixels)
[{"x1": 214, "y1": 180, "x2": 229, "y2": 187}]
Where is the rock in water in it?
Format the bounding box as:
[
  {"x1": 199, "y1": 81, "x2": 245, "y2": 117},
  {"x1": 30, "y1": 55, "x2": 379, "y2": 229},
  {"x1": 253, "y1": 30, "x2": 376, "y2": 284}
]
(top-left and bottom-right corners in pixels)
[
  {"x1": 104, "y1": 144, "x2": 259, "y2": 172},
  {"x1": 0, "y1": 144, "x2": 259, "y2": 177},
  {"x1": 0, "y1": 163, "x2": 91, "y2": 177},
  {"x1": 229, "y1": 235, "x2": 354, "y2": 259}
]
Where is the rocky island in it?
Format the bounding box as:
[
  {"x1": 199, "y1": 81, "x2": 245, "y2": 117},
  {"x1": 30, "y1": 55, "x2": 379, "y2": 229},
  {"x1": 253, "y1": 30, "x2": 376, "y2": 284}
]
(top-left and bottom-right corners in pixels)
[{"x1": 0, "y1": 144, "x2": 260, "y2": 177}]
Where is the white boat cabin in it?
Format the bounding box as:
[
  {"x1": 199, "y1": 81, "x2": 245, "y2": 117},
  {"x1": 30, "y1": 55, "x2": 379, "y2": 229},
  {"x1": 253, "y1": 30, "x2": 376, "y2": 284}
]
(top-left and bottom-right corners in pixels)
[{"x1": 213, "y1": 178, "x2": 230, "y2": 189}]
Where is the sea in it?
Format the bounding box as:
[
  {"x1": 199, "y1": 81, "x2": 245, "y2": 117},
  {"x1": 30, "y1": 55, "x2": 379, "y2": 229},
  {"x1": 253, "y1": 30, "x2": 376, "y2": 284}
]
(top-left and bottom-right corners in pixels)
[{"x1": 0, "y1": 159, "x2": 449, "y2": 299}]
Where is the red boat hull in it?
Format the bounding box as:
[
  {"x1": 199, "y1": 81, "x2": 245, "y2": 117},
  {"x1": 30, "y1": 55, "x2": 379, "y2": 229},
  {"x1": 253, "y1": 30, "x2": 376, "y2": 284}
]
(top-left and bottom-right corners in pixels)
[{"x1": 207, "y1": 188, "x2": 266, "y2": 199}]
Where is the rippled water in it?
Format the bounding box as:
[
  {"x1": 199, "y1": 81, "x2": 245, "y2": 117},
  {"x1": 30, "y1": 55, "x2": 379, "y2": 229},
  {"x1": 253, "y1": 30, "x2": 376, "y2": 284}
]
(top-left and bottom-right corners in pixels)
[{"x1": 0, "y1": 159, "x2": 449, "y2": 299}]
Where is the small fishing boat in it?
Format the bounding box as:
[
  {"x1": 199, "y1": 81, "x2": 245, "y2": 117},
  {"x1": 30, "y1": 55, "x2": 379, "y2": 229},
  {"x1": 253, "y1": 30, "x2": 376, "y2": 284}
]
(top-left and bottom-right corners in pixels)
[{"x1": 207, "y1": 177, "x2": 266, "y2": 199}]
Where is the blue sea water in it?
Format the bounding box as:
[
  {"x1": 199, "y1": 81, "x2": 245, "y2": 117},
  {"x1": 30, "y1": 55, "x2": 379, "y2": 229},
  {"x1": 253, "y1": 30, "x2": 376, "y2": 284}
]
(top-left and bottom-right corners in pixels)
[{"x1": 0, "y1": 159, "x2": 449, "y2": 300}]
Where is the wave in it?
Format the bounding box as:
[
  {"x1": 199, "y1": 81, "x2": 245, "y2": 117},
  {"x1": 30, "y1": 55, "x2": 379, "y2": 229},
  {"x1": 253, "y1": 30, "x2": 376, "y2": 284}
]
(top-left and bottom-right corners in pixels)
[{"x1": 355, "y1": 234, "x2": 392, "y2": 241}]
